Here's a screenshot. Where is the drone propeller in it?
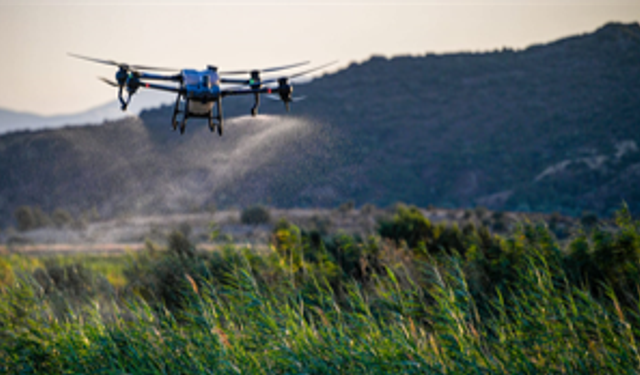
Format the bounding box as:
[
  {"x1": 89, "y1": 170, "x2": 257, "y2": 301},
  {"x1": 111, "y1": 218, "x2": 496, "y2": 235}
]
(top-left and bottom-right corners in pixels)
[
  {"x1": 261, "y1": 61, "x2": 337, "y2": 85},
  {"x1": 219, "y1": 61, "x2": 310, "y2": 76},
  {"x1": 259, "y1": 61, "x2": 336, "y2": 112},
  {"x1": 98, "y1": 77, "x2": 119, "y2": 87},
  {"x1": 289, "y1": 61, "x2": 337, "y2": 79},
  {"x1": 69, "y1": 53, "x2": 177, "y2": 72},
  {"x1": 267, "y1": 94, "x2": 306, "y2": 102},
  {"x1": 265, "y1": 94, "x2": 307, "y2": 103},
  {"x1": 291, "y1": 96, "x2": 306, "y2": 102},
  {"x1": 220, "y1": 61, "x2": 313, "y2": 90}
]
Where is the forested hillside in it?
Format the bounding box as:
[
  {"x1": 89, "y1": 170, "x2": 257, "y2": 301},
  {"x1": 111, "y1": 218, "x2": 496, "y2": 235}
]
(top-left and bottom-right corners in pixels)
[{"x1": 0, "y1": 22, "x2": 638, "y2": 225}]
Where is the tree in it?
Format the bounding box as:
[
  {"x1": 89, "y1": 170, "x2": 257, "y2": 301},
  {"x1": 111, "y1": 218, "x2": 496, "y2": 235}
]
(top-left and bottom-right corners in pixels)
[
  {"x1": 32, "y1": 206, "x2": 51, "y2": 228},
  {"x1": 14, "y1": 206, "x2": 36, "y2": 232},
  {"x1": 52, "y1": 209, "x2": 73, "y2": 228}
]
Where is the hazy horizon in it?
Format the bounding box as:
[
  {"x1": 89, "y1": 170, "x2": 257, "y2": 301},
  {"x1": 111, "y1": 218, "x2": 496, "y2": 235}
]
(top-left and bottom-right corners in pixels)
[{"x1": 1, "y1": 0, "x2": 639, "y2": 116}]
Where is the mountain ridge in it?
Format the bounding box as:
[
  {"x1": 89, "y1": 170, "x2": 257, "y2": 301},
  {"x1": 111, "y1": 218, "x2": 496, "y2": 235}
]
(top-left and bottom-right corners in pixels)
[{"x1": 0, "y1": 91, "x2": 172, "y2": 134}]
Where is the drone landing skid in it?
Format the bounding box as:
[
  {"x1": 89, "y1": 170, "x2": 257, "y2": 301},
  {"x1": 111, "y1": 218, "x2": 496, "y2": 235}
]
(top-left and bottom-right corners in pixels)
[
  {"x1": 119, "y1": 92, "x2": 132, "y2": 111},
  {"x1": 173, "y1": 98, "x2": 223, "y2": 136},
  {"x1": 171, "y1": 94, "x2": 182, "y2": 131},
  {"x1": 251, "y1": 92, "x2": 260, "y2": 117}
]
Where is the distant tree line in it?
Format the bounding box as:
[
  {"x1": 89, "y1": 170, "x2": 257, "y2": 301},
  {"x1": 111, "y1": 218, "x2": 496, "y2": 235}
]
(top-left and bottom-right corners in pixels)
[{"x1": 12, "y1": 205, "x2": 99, "y2": 231}]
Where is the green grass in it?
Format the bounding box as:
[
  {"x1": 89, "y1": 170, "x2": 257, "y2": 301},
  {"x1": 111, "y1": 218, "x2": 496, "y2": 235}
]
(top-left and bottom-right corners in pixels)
[
  {"x1": 3, "y1": 253, "x2": 639, "y2": 373},
  {"x1": 2, "y1": 206, "x2": 640, "y2": 373},
  {"x1": 0, "y1": 251, "x2": 138, "y2": 289}
]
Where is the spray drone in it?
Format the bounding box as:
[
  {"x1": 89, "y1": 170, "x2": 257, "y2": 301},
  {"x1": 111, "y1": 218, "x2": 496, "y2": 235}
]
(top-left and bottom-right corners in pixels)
[{"x1": 71, "y1": 53, "x2": 334, "y2": 135}]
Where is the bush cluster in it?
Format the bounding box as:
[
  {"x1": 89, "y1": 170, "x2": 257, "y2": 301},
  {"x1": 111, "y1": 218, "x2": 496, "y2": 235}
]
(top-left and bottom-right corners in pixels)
[{"x1": 115, "y1": 204, "x2": 640, "y2": 316}]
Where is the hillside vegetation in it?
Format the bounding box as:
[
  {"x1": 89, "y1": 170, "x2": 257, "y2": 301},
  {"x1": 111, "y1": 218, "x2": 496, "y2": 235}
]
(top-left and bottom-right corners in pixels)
[{"x1": 0, "y1": 22, "x2": 639, "y2": 226}]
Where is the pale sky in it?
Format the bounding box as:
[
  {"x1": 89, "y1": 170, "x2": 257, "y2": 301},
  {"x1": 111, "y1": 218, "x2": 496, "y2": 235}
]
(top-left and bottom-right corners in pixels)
[{"x1": 0, "y1": 0, "x2": 639, "y2": 115}]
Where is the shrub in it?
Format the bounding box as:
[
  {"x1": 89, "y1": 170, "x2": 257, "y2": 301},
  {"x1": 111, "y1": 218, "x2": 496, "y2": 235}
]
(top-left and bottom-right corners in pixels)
[
  {"x1": 241, "y1": 205, "x2": 271, "y2": 225},
  {"x1": 167, "y1": 230, "x2": 195, "y2": 258},
  {"x1": 378, "y1": 205, "x2": 433, "y2": 249},
  {"x1": 580, "y1": 211, "x2": 599, "y2": 228},
  {"x1": 271, "y1": 218, "x2": 302, "y2": 270},
  {"x1": 323, "y1": 233, "x2": 382, "y2": 282}
]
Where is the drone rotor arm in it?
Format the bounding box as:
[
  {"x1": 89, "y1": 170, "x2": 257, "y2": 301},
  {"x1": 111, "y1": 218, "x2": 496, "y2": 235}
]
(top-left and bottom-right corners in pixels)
[
  {"x1": 136, "y1": 72, "x2": 182, "y2": 81},
  {"x1": 220, "y1": 78, "x2": 250, "y2": 85},
  {"x1": 137, "y1": 81, "x2": 183, "y2": 94},
  {"x1": 221, "y1": 86, "x2": 272, "y2": 97}
]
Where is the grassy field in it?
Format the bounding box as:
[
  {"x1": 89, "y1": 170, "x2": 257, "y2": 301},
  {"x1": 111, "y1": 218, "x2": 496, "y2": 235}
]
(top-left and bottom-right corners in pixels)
[{"x1": 1, "y1": 205, "x2": 639, "y2": 373}]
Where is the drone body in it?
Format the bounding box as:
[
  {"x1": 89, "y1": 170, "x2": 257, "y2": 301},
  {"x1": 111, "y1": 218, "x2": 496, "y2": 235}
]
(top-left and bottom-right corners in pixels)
[{"x1": 71, "y1": 54, "x2": 334, "y2": 135}]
